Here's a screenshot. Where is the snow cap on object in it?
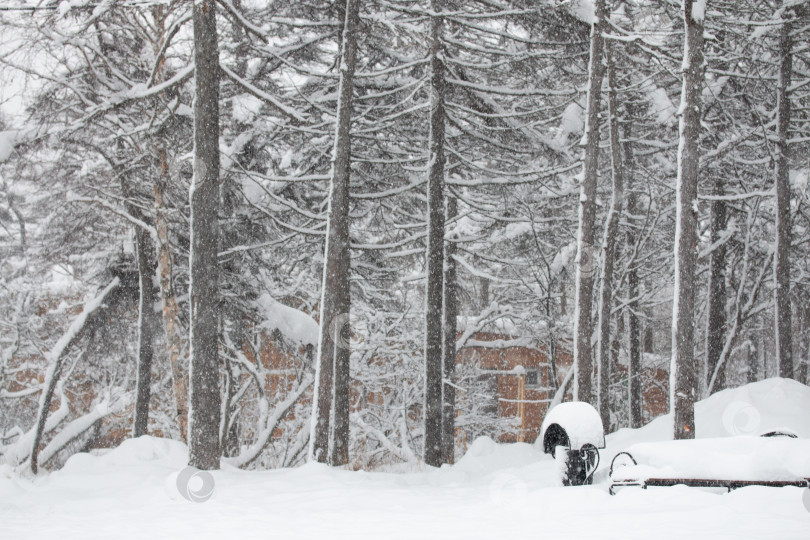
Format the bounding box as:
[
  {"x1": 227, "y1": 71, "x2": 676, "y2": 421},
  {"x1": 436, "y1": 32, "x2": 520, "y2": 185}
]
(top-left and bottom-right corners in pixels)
[
  {"x1": 605, "y1": 377, "x2": 810, "y2": 479},
  {"x1": 692, "y1": 0, "x2": 706, "y2": 22},
  {"x1": 456, "y1": 314, "x2": 521, "y2": 337},
  {"x1": 568, "y1": 0, "x2": 596, "y2": 25},
  {"x1": 555, "y1": 102, "x2": 584, "y2": 144},
  {"x1": 47, "y1": 264, "x2": 79, "y2": 293},
  {"x1": 610, "y1": 436, "x2": 810, "y2": 482},
  {"x1": 790, "y1": 169, "x2": 808, "y2": 195},
  {"x1": 255, "y1": 293, "x2": 319, "y2": 346},
  {"x1": 0, "y1": 130, "x2": 24, "y2": 162},
  {"x1": 540, "y1": 401, "x2": 605, "y2": 450},
  {"x1": 646, "y1": 87, "x2": 677, "y2": 127}
]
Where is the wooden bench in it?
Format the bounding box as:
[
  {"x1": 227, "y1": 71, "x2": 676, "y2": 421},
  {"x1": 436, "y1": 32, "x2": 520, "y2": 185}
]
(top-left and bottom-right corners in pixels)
[
  {"x1": 610, "y1": 476, "x2": 809, "y2": 495},
  {"x1": 608, "y1": 435, "x2": 810, "y2": 495}
]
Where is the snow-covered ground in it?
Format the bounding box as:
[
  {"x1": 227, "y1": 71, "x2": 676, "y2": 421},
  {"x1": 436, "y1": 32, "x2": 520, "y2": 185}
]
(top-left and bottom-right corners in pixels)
[{"x1": 2, "y1": 379, "x2": 809, "y2": 539}]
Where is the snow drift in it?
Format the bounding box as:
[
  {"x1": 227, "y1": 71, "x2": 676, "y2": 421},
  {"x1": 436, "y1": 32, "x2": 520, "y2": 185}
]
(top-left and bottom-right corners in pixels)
[{"x1": 1, "y1": 378, "x2": 808, "y2": 539}]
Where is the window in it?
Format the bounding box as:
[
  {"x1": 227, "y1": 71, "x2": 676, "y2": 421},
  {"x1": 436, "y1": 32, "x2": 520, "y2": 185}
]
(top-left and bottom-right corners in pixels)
[{"x1": 525, "y1": 369, "x2": 539, "y2": 387}]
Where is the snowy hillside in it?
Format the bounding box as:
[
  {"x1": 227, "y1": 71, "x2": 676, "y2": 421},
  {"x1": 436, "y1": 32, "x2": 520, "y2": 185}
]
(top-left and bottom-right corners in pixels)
[{"x1": 1, "y1": 378, "x2": 808, "y2": 539}]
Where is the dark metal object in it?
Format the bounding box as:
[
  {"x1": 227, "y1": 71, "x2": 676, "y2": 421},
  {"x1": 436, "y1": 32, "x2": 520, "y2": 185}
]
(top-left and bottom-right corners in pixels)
[
  {"x1": 561, "y1": 444, "x2": 600, "y2": 486},
  {"x1": 611, "y1": 477, "x2": 810, "y2": 495}
]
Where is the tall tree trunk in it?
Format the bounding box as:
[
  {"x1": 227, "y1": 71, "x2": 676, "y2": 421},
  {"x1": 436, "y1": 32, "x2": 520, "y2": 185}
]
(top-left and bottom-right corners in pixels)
[
  {"x1": 328, "y1": 0, "x2": 359, "y2": 467},
  {"x1": 119, "y1": 158, "x2": 160, "y2": 439},
  {"x1": 152, "y1": 6, "x2": 188, "y2": 442},
  {"x1": 154, "y1": 153, "x2": 189, "y2": 442},
  {"x1": 441, "y1": 196, "x2": 458, "y2": 464},
  {"x1": 188, "y1": 0, "x2": 222, "y2": 470},
  {"x1": 624, "y1": 122, "x2": 643, "y2": 429},
  {"x1": 132, "y1": 226, "x2": 159, "y2": 437},
  {"x1": 798, "y1": 302, "x2": 810, "y2": 385},
  {"x1": 596, "y1": 41, "x2": 623, "y2": 431},
  {"x1": 671, "y1": 0, "x2": 705, "y2": 441},
  {"x1": 424, "y1": 0, "x2": 447, "y2": 468},
  {"x1": 628, "y1": 272, "x2": 642, "y2": 428},
  {"x1": 573, "y1": 0, "x2": 607, "y2": 405},
  {"x1": 309, "y1": 0, "x2": 358, "y2": 465},
  {"x1": 774, "y1": 8, "x2": 793, "y2": 379},
  {"x1": 747, "y1": 339, "x2": 758, "y2": 383},
  {"x1": 706, "y1": 175, "x2": 727, "y2": 394}
]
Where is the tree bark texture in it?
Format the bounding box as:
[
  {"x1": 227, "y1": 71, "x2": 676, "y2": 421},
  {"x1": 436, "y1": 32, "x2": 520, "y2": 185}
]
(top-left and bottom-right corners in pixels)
[
  {"x1": 119, "y1": 161, "x2": 160, "y2": 439},
  {"x1": 747, "y1": 339, "x2": 758, "y2": 384},
  {"x1": 670, "y1": 0, "x2": 705, "y2": 440},
  {"x1": 327, "y1": 0, "x2": 359, "y2": 467},
  {"x1": 152, "y1": 7, "x2": 188, "y2": 442},
  {"x1": 188, "y1": 0, "x2": 222, "y2": 470},
  {"x1": 424, "y1": 0, "x2": 447, "y2": 468},
  {"x1": 623, "y1": 120, "x2": 643, "y2": 429},
  {"x1": 596, "y1": 42, "x2": 623, "y2": 431},
  {"x1": 706, "y1": 175, "x2": 727, "y2": 394},
  {"x1": 774, "y1": 11, "x2": 793, "y2": 379},
  {"x1": 154, "y1": 153, "x2": 189, "y2": 442},
  {"x1": 441, "y1": 196, "x2": 458, "y2": 464},
  {"x1": 132, "y1": 225, "x2": 159, "y2": 437},
  {"x1": 573, "y1": 0, "x2": 606, "y2": 405}
]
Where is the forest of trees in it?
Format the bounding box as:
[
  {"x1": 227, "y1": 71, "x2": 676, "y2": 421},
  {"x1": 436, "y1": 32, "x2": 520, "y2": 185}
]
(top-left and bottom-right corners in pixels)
[{"x1": 1, "y1": 0, "x2": 809, "y2": 472}]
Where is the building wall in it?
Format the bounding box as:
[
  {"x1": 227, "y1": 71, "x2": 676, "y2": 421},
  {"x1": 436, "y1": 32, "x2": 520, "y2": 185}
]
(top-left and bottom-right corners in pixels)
[{"x1": 457, "y1": 333, "x2": 669, "y2": 445}]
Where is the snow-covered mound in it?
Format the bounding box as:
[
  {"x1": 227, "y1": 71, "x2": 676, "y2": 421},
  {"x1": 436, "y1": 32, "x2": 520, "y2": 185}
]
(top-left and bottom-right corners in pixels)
[
  {"x1": 607, "y1": 378, "x2": 810, "y2": 451},
  {"x1": 1, "y1": 379, "x2": 809, "y2": 540},
  {"x1": 610, "y1": 436, "x2": 810, "y2": 482},
  {"x1": 601, "y1": 378, "x2": 810, "y2": 482}
]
